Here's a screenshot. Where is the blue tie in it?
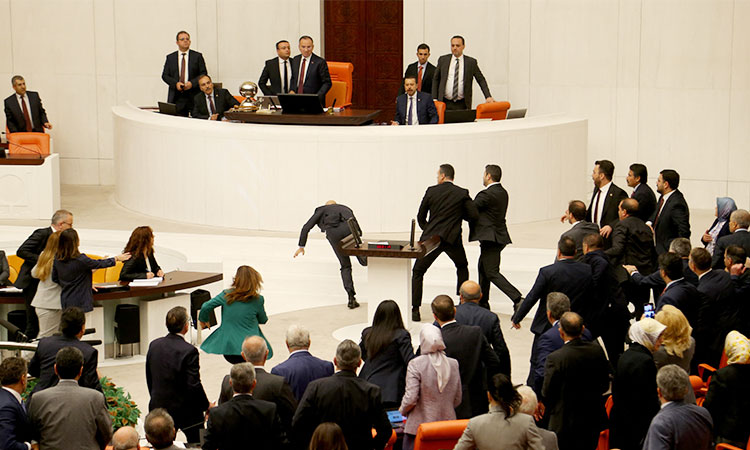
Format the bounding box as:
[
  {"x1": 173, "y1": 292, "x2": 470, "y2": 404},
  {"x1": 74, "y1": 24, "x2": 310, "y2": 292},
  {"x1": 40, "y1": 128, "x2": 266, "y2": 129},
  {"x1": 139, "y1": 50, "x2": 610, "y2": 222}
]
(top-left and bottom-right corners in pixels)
[{"x1": 407, "y1": 97, "x2": 413, "y2": 125}]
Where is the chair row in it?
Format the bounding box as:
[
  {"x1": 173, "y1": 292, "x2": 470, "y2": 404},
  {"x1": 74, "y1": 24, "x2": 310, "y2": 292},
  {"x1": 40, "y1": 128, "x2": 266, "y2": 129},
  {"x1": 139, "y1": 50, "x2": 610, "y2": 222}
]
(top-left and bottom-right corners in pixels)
[{"x1": 5, "y1": 254, "x2": 123, "y2": 285}]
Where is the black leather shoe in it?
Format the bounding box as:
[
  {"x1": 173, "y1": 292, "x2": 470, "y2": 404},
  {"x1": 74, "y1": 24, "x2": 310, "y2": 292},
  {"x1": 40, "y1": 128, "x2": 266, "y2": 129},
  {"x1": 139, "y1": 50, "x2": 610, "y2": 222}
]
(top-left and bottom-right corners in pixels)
[
  {"x1": 348, "y1": 297, "x2": 360, "y2": 309},
  {"x1": 356, "y1": 255, "x2": 368, "y2": 267},
  {"x1": 412, "y1": 309, "x2": 421, "y2": 322}
]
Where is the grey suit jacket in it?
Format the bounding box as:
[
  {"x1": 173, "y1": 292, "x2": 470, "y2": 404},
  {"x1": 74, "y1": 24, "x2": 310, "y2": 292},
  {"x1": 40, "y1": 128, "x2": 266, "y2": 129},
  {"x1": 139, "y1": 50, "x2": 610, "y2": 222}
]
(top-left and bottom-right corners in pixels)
[
  {"x1": 432, "y1": 54, "x2": 492, "y2": 107},
  {"x1": 454, "y1": 406, "x2": 544, "y2": 450},
  {"x1": 28, "y1": 379, "x2": 112, "y2": 450},
  {"x1": 561, "y1": 220, "x2": 600, "y2": 261},
  {"x1": 642, "y1": 401, "x2": 713, "y2": 450}
]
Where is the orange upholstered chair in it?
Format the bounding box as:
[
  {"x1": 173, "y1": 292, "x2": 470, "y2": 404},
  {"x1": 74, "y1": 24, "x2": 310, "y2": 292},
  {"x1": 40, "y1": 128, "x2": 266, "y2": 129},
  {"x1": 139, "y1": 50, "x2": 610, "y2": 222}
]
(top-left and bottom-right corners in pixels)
[
  {"x1": 475, "y1": 101, "x2": 511, "y2": 120},
  {"x1": 8, "y1": 132, "x2": 50, "y2": 156},
  {"x1": 414, "y1": 419, "x2": 469, "y2": 450},
  {"x1": 104, "y1": 261, "x2": 124, "y2": 283},
  {"x1": 7, "y1": 255, "x2": 24, "y2": 284},
  {"x1": 434, "y1": 100, "x2": 446, "y2": 124},
  {"x1": 597, "y1": 395, "x2": 614, "y2": 450},
  {"x1": 325, "y1": 80, "x2": 349, "y2": 108},
  {"x1": 84, "y1": 254, "x2": 108, "y2": 284},
  {"x1": 233, "y1": 95, "x2": 245, "y2": 104},
  {"x1": 716, "y1": 435, "x2": 750, "y2": 450},
  {"x1": 371, "y1": 428, "x2": 397, "y2": 450},
  {"x1": 326, "y1": 62, "x2": 354, "y2": 106}
]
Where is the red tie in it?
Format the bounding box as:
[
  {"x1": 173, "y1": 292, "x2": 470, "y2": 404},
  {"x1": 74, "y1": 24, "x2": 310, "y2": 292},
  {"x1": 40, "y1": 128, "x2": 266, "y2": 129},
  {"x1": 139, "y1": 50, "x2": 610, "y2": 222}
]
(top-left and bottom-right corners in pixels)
[
  {"x1": 417, "y1": 65, "x2": 423, "y2": 91},
  {"x1": 180, "y1": 53, "x2": 186, "y2": 84},
  {"x1": 21, "y1": 96, "x2": 32, "y2": 132},
  {"x1": 593, "y1": 189, "x2": 602, "y2": 225},
  {"x1": 298, "y1": 58, "x2": 306, "y2": 94},
  {"x1": 654, "y1": 196, "x2": 665, "y2": 225}
]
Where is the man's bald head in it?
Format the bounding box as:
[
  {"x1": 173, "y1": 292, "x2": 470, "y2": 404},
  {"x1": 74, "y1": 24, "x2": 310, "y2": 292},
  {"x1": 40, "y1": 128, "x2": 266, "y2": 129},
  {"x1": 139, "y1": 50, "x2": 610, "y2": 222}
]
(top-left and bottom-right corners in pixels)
[
  {"x1": 325, "y1": 200, "x2": 337, "y2": 206},
  {"x1": 459, "y1": 280, "x2": 482, "y2": 303},
  {"x1": 112, "y1": 426, "x2": 139, "y2": 450},
  {"x1": 241, "y1": 335, "x2": 268, "y2": 365}
]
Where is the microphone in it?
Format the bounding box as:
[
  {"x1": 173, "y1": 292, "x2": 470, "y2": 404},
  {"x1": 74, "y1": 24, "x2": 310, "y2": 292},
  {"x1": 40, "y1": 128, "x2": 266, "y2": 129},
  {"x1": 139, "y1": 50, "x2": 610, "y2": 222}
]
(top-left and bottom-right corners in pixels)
[
  {"x1": 0, "y1": 318, "x2": 29, "y2": 343},
  {"x1": 84, "y1": 328, "x2": 96, "y2": 335},
  {"x1": 268, "y1": 96, "x2": 279, "y2": 110},
  {"x1": 0, "y1": 131, "x2": 44, "y2": 159}
]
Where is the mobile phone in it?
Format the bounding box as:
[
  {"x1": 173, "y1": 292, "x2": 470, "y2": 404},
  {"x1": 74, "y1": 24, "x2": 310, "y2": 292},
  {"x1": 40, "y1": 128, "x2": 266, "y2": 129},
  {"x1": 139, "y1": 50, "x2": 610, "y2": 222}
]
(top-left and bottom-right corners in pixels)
[{"x1": 644, "y1": 303, "x2": 655, "y2": 319}]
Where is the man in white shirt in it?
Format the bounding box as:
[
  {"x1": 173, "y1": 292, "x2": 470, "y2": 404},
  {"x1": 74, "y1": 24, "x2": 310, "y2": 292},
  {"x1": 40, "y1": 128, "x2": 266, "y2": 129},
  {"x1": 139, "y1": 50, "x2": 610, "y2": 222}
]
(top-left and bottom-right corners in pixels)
[
  {"x1": 289, "y1": 36, "x2": 331, "y2": 104},
  {"x1": 432, "y1": 36, "x2": 494, "y2": 110},
  {"x1": 4, "y1": 75, "x2": 52, "y2": 133},
  {"x1": 161, "y1": 30, "x2": 207, "y2": 116},
  {"x1": 259, "y1": 40, "x2": 293, "y2": 95},
  {"x1": 191, "y1": 74, "x2": 239, "y2": 120},
  {"x1": 391, "y1": 76, "x2": 438, "y2": 125}
]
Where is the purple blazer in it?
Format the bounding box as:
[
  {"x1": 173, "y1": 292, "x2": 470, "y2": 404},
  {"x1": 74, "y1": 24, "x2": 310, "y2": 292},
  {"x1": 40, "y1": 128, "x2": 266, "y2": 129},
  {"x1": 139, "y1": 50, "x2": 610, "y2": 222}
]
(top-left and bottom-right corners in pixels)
[{"x1": 399, "y1": 354, "x2": 462, "y2": 435}]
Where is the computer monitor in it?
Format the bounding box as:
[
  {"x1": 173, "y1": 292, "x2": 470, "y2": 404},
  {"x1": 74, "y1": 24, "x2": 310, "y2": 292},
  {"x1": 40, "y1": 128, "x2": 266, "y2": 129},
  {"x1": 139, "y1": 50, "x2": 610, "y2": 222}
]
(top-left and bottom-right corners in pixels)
[
  {"x1": 277, "y1": 94, "x2": 324, "y2": 115},
  {"x1": 157, "y1": 102, "x2": 178, "y2": 116},
  {"x1": 507, "y1": 108, "x2": 527, "y2": 119}
]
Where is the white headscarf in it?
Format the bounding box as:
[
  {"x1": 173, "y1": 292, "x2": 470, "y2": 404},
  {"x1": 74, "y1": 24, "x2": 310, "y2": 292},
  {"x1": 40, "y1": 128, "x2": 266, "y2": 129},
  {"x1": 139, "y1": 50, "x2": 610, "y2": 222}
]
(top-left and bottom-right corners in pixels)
[
  {"x1": 420, "y1": 324, "x2": 451, "y2": 393},
  {"x1": 628, "y1": 318, "x2": 667, "y2": 352}
]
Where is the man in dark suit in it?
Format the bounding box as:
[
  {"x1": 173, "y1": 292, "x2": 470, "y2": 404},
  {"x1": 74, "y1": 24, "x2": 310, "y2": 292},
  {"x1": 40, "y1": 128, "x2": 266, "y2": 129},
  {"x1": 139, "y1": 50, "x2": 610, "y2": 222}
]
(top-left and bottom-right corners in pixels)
[
  {"x1": 28, "y1": 307, "x2": 101, "y2": 395},
  {"x1": 432, "y1": 35, "x2": 494, "y2": 110},
  {"x1": 627, "y1": 163, "x2": 657, "y2": 222},
  {"x1": 399, "y1": 43, "x2": 436, "y2": 96},
  {"x1": 146, "y1": 306, "x2": 209, "y2": 443},
  {"x1": 204, "y1": 363, "x2": 287, "y2": 449},
  {"x1": 411, "y1": 164, "x2": 479, "y2": 321},
  {"x1": 0, "y1": 357, "x2": 32, "y2": 450},
  {"x1": 560, "y1": 200, "x2": 600, "y2": 261},
  {"x1": 161, "y1": 31, "x2": 207, "y2": 117},
  {"x1": 469, "y1": 164, "x2": 523, "y2": 309},
  {"x1": 295, "y1": 200, "x2": 365, "y2": 309},
  {"x1": 191, "y1": 75, "x2": 239, "y2": 120},
  {"x1": 218, "y1": 336, "x2": 297, "y2": 433},
  {"x1": 258, "y1": 40, "x2": 292, "y2": 95},
  {"x1": 654, "y1": 252, "x2": 702, "y2": 325},
  {"x1": 391, "y1": 76, "x2": 438, "y2": 125},
  {"x1": 271, "y1": 324, "x2": 334, "y2": 401},
  {"x1": 432, "y1": 295, "x2": 501, "y2": 419},
  {"x1": 585, "y1": 160, "x2": 628, "y2": 247},
  {"x1": 542, "y1": 312, "x2": 609, "y2": 450},
  {"x1": 625, "y1": 237, "x2": 698, "y2": 304},
  {"x1": 292, "y1": 340, "x2": 392, "y2": 450},
  {"x1": 289, "y1": 35, "x2": 331, "y2": 104},
  {"x1": 455, "y1": 281, "x2": 511, "y2": 376},
  {"x1": 712, "y1": 209, "x2": 750, "y2": 269},
  {"x1": 649, "y1": 169, "x2": 691, "y2": 255},
  {"x1": 4, "y1": 75, "x2": 52, "y2": 133},
  {"x1": 511, "y1": 236, "x2": 593, "y2": 385},
  {"x1": 15, "y1": 209, "x2": 73, "y2": 339}
]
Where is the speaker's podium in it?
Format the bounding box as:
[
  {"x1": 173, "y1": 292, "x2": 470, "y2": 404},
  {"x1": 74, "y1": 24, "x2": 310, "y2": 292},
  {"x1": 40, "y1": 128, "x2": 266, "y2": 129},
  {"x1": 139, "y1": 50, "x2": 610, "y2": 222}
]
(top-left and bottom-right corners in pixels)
[{"x1": 340, "y1": 234, "x2": 439, "y2": 326}]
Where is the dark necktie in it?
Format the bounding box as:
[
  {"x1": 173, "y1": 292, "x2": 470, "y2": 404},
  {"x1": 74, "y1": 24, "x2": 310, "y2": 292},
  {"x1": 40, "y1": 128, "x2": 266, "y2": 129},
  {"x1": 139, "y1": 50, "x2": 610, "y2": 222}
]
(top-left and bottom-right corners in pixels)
[
  {"x1": 208, "y1": 95, "x2": 216, "y2": 115},
  {"x1": 298, "y1": 58, "x2": 306, "y2": 94},
  {"x1": 452, "y1": 58, "x2": 460, "y2": 99},
  {"x1": 180, "y1": 53, "x2": 187, "y2": 84},
  {"x1": 20, "y1": 96, "x2": 32, "y2": 132},
  {"x1": 417, "y1": 65, "x2": 423, "y2": 91},
  {"x1": 593, "y1": 189, "x2": 602, "y2": 225},
  {"x1": 654, "y1": 196, "x2": 665, "y2": 225},
  {"x1": 283, "y1": 60, "x2": 289, "y2": 93},
  {"x1": 407, "y1": 97, "x2": 413, "y2": 125}
]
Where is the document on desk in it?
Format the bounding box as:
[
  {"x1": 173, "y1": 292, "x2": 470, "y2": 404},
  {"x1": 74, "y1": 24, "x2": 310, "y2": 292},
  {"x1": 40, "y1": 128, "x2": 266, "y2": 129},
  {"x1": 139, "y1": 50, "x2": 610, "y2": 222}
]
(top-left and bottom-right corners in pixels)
[{"x1": 129, "y1": 277, "x2": 163, "y2": 287}]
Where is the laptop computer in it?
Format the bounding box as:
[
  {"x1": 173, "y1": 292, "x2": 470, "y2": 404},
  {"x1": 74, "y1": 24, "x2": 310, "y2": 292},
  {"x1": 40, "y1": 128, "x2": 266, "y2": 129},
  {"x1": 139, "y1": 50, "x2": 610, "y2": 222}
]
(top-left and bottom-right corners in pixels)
[
  {"x1": 507, "y1": 108, "x2": 527, "y2": 119},
  {"x1": 444, "y1": 109, "x2": 477, "y2": 123},
  {"x1": 157, "y1": 102, "x2": 178, "y2": 116},
  {"x1": 277, "y1": 94, "x2": 324, "y2": 115}
]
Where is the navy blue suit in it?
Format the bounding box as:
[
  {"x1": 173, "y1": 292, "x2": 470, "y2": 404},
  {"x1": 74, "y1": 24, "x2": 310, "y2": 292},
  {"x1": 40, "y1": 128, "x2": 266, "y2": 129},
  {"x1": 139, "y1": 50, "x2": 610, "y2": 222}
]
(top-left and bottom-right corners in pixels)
[
  {"x1": 0, "y1": 388, "x2": 31, "y2": 450},
  {"x1": 657, "y1": 279, "x2": 703, "y2": 326},
  {"x1": 289, "y1": 53, "x2": 332, "y2": 103},
  {"x1": 650, "y1": 190, "x2": 691, "y2": 255},
  {"x1": 695, "y1": 269, "x2": 735, "y2": 369},
  {"x1": 271, "y1": 350, "x2": 334, "y2": 401},
  {"x1": 393, "y1": 91, "x2": 438, "y2": 125},
  {"x1": 28, "y1": 335, "x2": 101, "y2": 396},
  {"x1": 712, "y1": 229, "x2": 750, "y2": 269},
  {"x1": 455, "y1": 301, "x2": 511, "y2": 377},
  {"x1": 532, "y1": 322, "x2": 593, "y2": 394}
]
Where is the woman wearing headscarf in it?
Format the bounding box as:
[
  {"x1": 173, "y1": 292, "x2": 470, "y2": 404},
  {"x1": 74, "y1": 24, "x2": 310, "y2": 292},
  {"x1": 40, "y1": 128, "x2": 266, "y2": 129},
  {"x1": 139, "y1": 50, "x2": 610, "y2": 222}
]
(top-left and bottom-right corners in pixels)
[
  {"x1": 704, "y1": 331, "x2": 750, "y2": 448},
  {"x1": 701, "y1": 197, "x2": 737, "y2": 255},
  {"x1": 399, "y1": 325, "x2": 461, "y2": 450},
  {"x1": 609, "y1": 318, "x2": 666, "y2": 450}
]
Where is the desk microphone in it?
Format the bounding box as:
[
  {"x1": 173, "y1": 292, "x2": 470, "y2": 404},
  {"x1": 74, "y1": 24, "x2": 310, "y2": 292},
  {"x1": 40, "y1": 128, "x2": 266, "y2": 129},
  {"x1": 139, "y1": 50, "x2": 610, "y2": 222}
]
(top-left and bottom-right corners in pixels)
[
  {"x1": 0, "y1": 318, "x2": 29, "y2": 343},
  {"x1": 0, "y1": 131, "x2": 44, "y2": 159},
  {"x1": 269, "y1": 96, "x2": 279, "y2": 110}
]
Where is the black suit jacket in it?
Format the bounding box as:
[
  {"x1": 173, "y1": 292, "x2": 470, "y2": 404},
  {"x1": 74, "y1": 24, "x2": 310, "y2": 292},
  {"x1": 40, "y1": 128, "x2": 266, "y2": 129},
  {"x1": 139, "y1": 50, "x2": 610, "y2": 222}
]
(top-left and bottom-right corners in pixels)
[
  {"x1": 0, "y1": 388, "x2": 32, "y2": 450},
  {"x1": 440, "y1": 322, "x2": 502, "y2": 419},
  {"x1": 14, "y1": 227, "x2": 52, "y2": 289},
  {"x1": 399, "y1": 61, "x2": 436, "y2": 95},
  {"x1": 417, "y1": 181, "x2": 478, "y2": 245},
  {"x1": 650, "y1": 190, "x2": 691, "y2": 254},
  {"x1": 704, "y1": 363, "x2": 750, "y2": 444},
  {"x1": 580, "y1": 249, "x2": 622, "y2": 332},
  {"x1": 586, "y1": 183, "x2": 629, "y2": 231},
  {"x1": 512, "y1": 259, "x2": 593, "y2": 335},
  {"x1": 542, "y1": 338, "x2": 609, "y2": 450},
  {"x1": 455, "y1": 301, "x2": 511, "y2": 376},
  {"x1": 469, "y1": 183, "x2": 511, "y2": 245},
  {"x1": 605, "y1": 215, "x2": 657, "y2": 274},
  {"x1": 532, "y1": 322, "x2": 593, "y2": 394},
  {"x1": 4, "y1": 92, "x2": 49, "y2": 133},
  {"x1": 292, "y1": 370, "x2": 391, "y2": 450},
  {"x1": 204, "y1": 394, "x2": 286, "y2": 450},
  {"x1": 713, "y1": 229, "x2": 750, "y2": 269},
  {"x1": 218, "y1": 367, "x2": 297, "y2": 432},
  {"x1": 393, "y1": 91, "x2": 438, "y2": 125},
  {"x1": 28, "y1": 335, "x2": 101, "y2": 395},
  {"x1": 289, "y1": 53, "x2": 332, "y2": 102},
  {"x1": 259, "y1": 57, "x2": 291, "y2": 95},
  {"x1": 560, "y1": 220, "x2": 600, "y2": 261},
  {"x1": 694, "y1": 269, "x2": 735, "y2": 368},
  {"x1": 118, "y1": 252, "x2": 161, "y2": 281},
  {"x1": 359, "y1": 328, "x2": 415, "y2": 405},
  {"x1": 432, "y1": 54, "x2": 492, "y2": 107},
  {"x1": 161, "y1": 49, "x2": 207, "y2": 103},
  {"x1": 146, "y1": 333, "x2": 209, "y2": 427},
  {"x1": 631, "y1": 183, "x2": 657, "y2": 222},
  {"x1": 191, "y1": 88, "x2": 240, "y2": 120},
  {"x1": 298, "y1": 203, "x2": 360, "y2": 247},
  {"x1": 657, "y1": 279, "x2": 702, "y2": 325}
]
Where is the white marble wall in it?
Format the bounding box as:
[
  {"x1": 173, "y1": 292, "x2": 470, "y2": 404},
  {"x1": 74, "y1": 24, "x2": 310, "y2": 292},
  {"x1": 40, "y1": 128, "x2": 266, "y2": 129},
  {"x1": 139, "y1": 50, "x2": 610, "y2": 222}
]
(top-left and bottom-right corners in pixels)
[
  {"x1": 0, "y1": 0, "x2": 321, "y2": 185},
  {"x1": 404, "y1": 0, "x2": 750, "y2": 207}
]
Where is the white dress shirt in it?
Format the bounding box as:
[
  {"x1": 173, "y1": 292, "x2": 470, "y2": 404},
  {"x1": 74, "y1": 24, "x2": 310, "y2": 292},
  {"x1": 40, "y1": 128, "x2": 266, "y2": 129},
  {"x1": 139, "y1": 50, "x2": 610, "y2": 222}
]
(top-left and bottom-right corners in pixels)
[
  {"x1": 406, "y1": 93, "x2": 420, "y2": 125},
  {"x1": 15, "y1": 94, "x2": 33, "y2": 128},
  {"x1": 592, "y1": 181, "x2": 612, "y2": 225},
  {"x1": 278, "y1": 57, "x2": 291, "y2": 93},
  {"x1": 444, "y1": 55, "x2": 465, "y2": 100}
]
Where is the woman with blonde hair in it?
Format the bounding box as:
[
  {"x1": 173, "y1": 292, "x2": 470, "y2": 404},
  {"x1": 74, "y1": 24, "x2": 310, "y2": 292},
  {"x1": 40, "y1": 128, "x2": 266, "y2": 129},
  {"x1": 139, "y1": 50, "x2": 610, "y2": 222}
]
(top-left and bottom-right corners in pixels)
[
  {"x1": 30, "y1": 231, "x2": 62, "y2": 337},
  {"x1": 199, "y1": 265, "x2": 272, "y2": 364},
  {"x1": 119, "y1": 226, "x2": 164, "y2": 281},
  {"x1": 654, "y1": 304, "x2": 696, "y2": 402}
]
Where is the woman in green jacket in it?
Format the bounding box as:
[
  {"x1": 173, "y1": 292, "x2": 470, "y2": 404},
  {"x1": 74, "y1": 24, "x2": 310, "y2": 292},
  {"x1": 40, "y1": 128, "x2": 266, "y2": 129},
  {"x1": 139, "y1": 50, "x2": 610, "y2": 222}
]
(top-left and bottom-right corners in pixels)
[{"x1": 198, "y1": 265, "x2": 272, "y2": 363}]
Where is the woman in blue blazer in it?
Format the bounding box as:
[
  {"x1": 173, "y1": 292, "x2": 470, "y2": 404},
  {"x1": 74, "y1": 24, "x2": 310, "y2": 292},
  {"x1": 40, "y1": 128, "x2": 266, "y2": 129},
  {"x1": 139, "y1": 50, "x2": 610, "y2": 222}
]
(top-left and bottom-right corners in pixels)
[{"x1": 199, "y1": 265, "x2": 272, "y2": 364}]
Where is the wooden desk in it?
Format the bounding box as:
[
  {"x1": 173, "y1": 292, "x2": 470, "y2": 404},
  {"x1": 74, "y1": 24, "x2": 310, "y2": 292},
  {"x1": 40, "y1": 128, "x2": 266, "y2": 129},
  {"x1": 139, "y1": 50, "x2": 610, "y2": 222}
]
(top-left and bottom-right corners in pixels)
[
  {"x1": 224, "y1": 108, "x2": 381, "y2": 126},
  {"x1": 0, "y1": 154, "x2": 47, "y2": 165}
]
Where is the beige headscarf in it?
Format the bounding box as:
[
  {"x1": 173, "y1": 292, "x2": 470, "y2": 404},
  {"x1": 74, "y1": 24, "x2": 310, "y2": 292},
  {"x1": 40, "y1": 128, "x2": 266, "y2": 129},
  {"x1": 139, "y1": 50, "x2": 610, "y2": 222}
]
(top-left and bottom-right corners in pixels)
[
  {"x1": 725, "y1": 331, "x2": 750, "y2": 365},
  {"x1": 420, "y1": 325, "x2": 452, "y2": 393},
  {"x1": 628, "y1": 318, "x2": 667, "y2": 352}
]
